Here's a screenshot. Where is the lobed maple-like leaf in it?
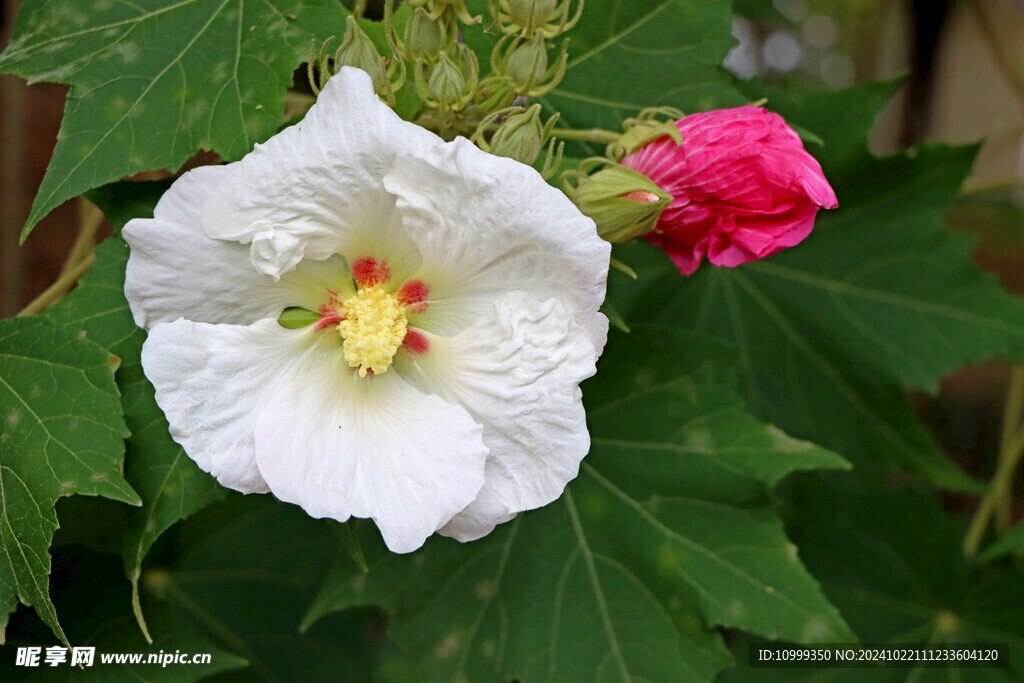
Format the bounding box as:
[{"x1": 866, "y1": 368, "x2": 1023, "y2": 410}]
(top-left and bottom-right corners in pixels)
[
  {"x1": 0, "y1": 0, "x2": 349, "y2": 240},
  {"x1": 0, "y1": 316, "x2": 140, "y2": 644},
  {"x1": 0, "y1": 546, "x2": 246, "y2": 681},
  {"x1": 45, "y1": 182, "x2": 225, "y2": 612}
]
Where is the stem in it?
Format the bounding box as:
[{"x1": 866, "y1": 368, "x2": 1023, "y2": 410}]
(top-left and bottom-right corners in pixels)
[
  {"x1": 17, "y1": 198, "x2": 103, "y2": 318},
  {"x1": 16, "y1": 253, "x2": 96, "y2": 317},
  {"x1": 964, "y1": 367, "x2": 1024, "y2": 557},
  {"x1": 964, "y1": 494, "x2": 994, "y2": 560},
  {"x1": 61, "y1": 200, "x2": 103, "y2": 277},
  {"x1": 131, "y1": 579, "x2": 154, "y2": 645},
  {"x1": 995, "y1": 438, "x2": 1024, "y2": 531},
  {"x1": 340, "y1": 521, "x2": 369, "y2": 574},
  {"x1": 997, "y1": 367, "x2": 1024, "y2": 528},
  {"x1": 550, "y1": 127, "x2": 620, "y2": 144}
]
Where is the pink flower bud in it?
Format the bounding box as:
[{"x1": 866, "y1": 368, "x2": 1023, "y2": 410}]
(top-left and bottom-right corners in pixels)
[{"x1": 621, "y1": 105, "x2": 838, "y2": 275}]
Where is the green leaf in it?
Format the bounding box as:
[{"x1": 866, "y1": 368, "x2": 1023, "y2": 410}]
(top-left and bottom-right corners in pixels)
[
  {"x1": 721, "y1": 475, "x2": 1024, "y2": 681},
  {"x1": 0, "y1": 0, "x2": 349, "y2": 240},
  {"x1": 302, "y1": 328, "x2": 852, "y2": 682},
  {"x1": 146, "y1": 494, "x2": 381, "y2": 681},
  {"x1": 0, "y1": 316, "x2": 139, "y2": 644},
  {"x1": 624, "y1": 82, "x2": 1024, "y2": 491},
  {"x1": 731, "y1": 0, "x2": 794, "y2": 24},
  {"x1": 979, "y1": 519, "x2": 1024, "y2": 563},
  {"x1": 45, "y1": 181, "x2": 224, "y2": 611},
  {"x1": 0, "y1": 546, "x2": 247, "y2": 681},
  {"x1": 543, "y1": 0, "x2": 744, "y2": 143}
]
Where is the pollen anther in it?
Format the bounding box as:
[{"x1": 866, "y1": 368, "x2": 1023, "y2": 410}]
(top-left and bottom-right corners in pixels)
[{"x1": 338, "y1": 285, "x2": 408, "y2": 377}]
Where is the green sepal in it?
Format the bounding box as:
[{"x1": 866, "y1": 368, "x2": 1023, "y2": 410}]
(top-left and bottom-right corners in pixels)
[
  {"x1": 278, "y1": 307, "x2": 322, "y2": 329},
  {"x1": 564, "y1": 163, "x2": 670, "y2": 243}
]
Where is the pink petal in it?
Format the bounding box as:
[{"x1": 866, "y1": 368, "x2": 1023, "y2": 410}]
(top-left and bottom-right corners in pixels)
[{"x1": 622, "y1": 105, "x2": 837, "y2": 275}]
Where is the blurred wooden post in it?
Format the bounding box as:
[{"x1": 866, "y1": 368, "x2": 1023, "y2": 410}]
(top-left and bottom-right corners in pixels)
[{"x1": 1, "y1": 0, "x2": 26, "y2": 318}]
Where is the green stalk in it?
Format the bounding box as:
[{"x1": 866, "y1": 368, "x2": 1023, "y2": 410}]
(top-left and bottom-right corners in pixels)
[
  {"x1": 996, "y1": 367, "x2": 1024, "y2": 529},
  {"x1": 59, "y1": 200, "x2": 103, "y2": 278},
  {"x1": 16, "y1": 253, "x2": 95, "y2": 317},
  {"x1": 964, "y1": 367, "x2": 1024, "y2": 557},
  {"x1": 550, "y1": 127, "x2": 621, "y2": 144}
]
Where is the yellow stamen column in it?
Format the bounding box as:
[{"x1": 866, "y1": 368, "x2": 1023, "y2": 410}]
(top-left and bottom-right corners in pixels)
[{"x1": 339, "y1": 285, "x2": 408, "y2": 377}]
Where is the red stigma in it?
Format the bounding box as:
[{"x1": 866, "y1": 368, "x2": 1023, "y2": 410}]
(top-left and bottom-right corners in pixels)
[
  {"x1": 323, "y1": 289, "x2": 341, "y2": 308},
  {"x1": 352, "y1": 257, "x2": 391, "y2": 288},
  {"x1": 403, "y1": 328, "x2": 430, "y2": 355},
  {"x1": 396, "y1": 279, "x2": 430, "y2": 313},
  {"x1": 314, "y1": 311, "x2": 342, "y2": 332}
]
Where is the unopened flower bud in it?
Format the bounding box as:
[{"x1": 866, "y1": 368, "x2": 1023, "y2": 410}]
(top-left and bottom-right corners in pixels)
[
  {"x1": 404, "y1": 8, "x2": 444, "y2": 61},
  {"x1": 488, "y1": 104, "x2": 553, "y2": 165},
  {"x1": 507, "y1": 0, "x2": 557, "y2": 32},
  {"x1": 565, "y1": 164, "x2": 670, "y2": 243},
  {"x1": 421, "y1": 50, "x2": 477, "y2": 112},
  {"x1": 492, "y1": 0, "x2": 582, "y2": 38},
  {"x1": 506, "y1": 34, "x2": 548, "y2": 92},
  {"x1": 492, "y1": 32, "x2": 566, "y2": 97},
  {"x1": 334, "y1": 16, "x2": 391, "y2": 100}
]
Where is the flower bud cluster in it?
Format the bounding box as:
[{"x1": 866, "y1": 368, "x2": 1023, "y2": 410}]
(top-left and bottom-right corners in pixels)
[
  {"x1": 304, "y1": 0, "x2": 582, "y2": 142},
  {"x1": 401, "y1": 2, "x2": 482, "y2": 121}
]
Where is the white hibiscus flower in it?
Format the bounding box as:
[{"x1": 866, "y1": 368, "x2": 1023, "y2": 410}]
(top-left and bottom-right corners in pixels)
[{"x1": 123, "y1": 67, "x2": 610, "y2": 553}]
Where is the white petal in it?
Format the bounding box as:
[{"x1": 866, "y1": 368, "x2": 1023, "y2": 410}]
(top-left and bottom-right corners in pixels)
[
  {"x1": 396, "y1": 292, "x2": 598, "y2": 541},
  {"x1": 201, "y1": 68, "x2": 436, "y2": 281},
  {"x1": 124, "y1": 167, "x2": 283, "y2": 328},
  {"x1": 436, "y1": 477, "x2": 516, "y2": 543},
  {"x1": 382, "y1": 137, "x2": 610, "y2": 354},
  {"x1": 248, "y1": 223, "x2": 307, "y2": 278},
  {"x1": 152, "y1": 163, "x2": 221, "y2": 226},
  {"x1": 141, "y1": 318, "x2": 318, "y2": 493},
  {"x1": 124, "y1": 166, "x2": 352, "y2": 328},
  {"x1": 254, "y1": 354, "x2": 488, "y2": 554}
]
